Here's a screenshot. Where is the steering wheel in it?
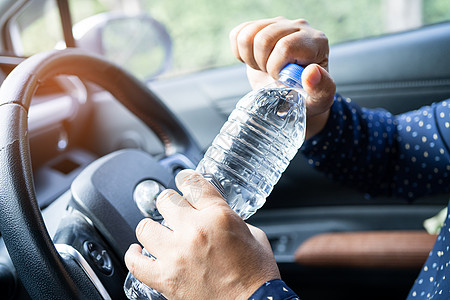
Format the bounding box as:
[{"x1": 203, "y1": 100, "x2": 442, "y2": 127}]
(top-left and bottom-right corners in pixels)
[{"x1": 0, "y1": 49, "x2": 201, "y2": 299}]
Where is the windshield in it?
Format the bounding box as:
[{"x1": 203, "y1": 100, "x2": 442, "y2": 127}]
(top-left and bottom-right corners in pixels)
[{"x1": 9, "y1": 0, "x2": 450, "y2": 78}]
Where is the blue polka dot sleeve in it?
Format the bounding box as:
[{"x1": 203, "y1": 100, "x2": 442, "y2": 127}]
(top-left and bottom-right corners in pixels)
[
  {"x1": 248, "y1": 279, "x2": 300, "y2": 300},
  {"x1": 301, "y1": 95, "x2": 450, "y2": 200}
]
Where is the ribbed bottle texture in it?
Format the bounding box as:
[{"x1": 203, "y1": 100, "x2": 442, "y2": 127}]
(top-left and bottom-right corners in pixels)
[{"x1": 196, "y1": 65, "x2": 306, "y2": 219}]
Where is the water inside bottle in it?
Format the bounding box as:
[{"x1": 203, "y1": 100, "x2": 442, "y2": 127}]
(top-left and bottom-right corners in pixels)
[{"x1": 196, "y1": 86, "x2": 305, "y2": 219}]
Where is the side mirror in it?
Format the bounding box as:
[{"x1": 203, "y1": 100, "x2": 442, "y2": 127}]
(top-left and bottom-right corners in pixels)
[{"x1": 73, "y1": 12, "x2": 172, "y2": 80}]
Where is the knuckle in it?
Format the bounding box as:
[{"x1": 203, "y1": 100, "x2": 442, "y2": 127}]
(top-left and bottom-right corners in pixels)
[
  {"x1": 273, "y1": 16, "x2": 287, "y2": 22},
  {"x1": 254, "y1": 228, "x2": 268, "y2": 240},
  {"x1": 210, "y1": 205, "x2": 235, "y2": 228},
  {"x1": 315, "y1": 31, "x2": 329, "y2": 47},
  {"x1": 251, "y1": 225, "x2": 264, "y2": 235},
  {"x1": 276, "y1": 38, "x2": 295, "y2": 58},
  {"x1": 174, "y1": 253, "x2": 188, "y2": 267},
  {"x1": 294, "y1": 18, "x2": 309, "y2": 25},
  {"x1": 191, "y1": 226, "x2": 209, "y2": 246},
  {"x1": 254, "y1": 31, "x2": 273, "y2": 52},
  {"x1": 237, "y1": 27, "x2": 255, "y2": 47}
]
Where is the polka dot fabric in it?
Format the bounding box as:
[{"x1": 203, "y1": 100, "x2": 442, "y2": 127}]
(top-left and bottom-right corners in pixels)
[
  {"x1": 248, "y1": 279, "x2": 299, "y2": 300},
  {"x1": 409, "y1": 212, "x2": 450, "y2": 299},
  {"x1": 301, "y1": 95, "x2": 450, "y2": 200}
]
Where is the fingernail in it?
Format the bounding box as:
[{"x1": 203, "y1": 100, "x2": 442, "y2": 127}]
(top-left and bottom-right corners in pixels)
[
  {"x1": 304, "y1": 65, "x2": 322, "y2": 86},
  {"x1": 175, "y1": 169, "x2": 194, "y2": 187}
]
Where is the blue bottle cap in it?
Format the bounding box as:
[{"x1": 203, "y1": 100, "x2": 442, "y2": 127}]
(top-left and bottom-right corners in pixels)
[{"x1": 279, "y1": 63, "x2": 304, "y2": 82}]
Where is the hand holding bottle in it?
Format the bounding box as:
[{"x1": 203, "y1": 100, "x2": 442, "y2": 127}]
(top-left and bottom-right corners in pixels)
[
  {"x1": 124, "y1": 170, "x2": 280, "y2": 300},
  {"x1": 229, "y1": 17, "x2": 336, "y2": 139}
]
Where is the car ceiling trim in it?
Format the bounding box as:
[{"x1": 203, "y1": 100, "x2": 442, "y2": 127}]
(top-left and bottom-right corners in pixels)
[{"x1": 55, "y1": 244, "x2": 112, "y2": 300}]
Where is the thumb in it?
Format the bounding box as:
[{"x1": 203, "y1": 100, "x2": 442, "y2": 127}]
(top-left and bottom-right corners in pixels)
[
  {"x1": 301, "y1": 64, "x2": 336, "y2": 139},
  {"x1": 301, "y1": 64, "x2": 336, "y2": 118}
]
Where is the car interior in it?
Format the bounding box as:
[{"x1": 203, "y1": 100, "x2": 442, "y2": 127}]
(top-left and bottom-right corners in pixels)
[{"x1": 0, "y1": 0, "x2": 449, "y2": 299}]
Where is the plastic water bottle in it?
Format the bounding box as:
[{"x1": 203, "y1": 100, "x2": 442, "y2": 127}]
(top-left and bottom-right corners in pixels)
[
  {"x1": 196, "y1": 63, "x2": 306, "y2": 220},
  {"x1": 123, "y1": 63, "x2": 306, "y2": 299}
]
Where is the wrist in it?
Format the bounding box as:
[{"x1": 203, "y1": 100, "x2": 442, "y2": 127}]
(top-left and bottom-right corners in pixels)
[
  {"x1": 247, "y1": 279, "x2": 299, "y2": 300},
  {"x1": 235, "y1": 272, "x2": 281, "y2": 300},
  {"x1": 305, "y1": 109, "x2": 330, "y2": 140}
]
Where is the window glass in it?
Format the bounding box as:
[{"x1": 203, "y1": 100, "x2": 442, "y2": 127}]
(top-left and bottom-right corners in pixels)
[
  {"x1": 69, "y1": 0, "x2": 107, "y2": 24},
  {"x1": 14, "y1": 0, "x2": 450, "y2": 77},
  {"x1": 141, "y1": 0, "x2": 450, "y2": 76},
  {"x1": 13, "y1": 0, "x2": 63, "y2": 56},
  {"x1": 424, "y1": 0, "x2": 450, "y2": 24}
]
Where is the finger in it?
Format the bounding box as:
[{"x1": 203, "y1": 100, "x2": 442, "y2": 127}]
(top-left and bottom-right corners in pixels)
[
  {"x1": 124, "y1": 244, "x2": 163, "y2": 291},
  {"x1": 266, "y1": 25, "x2": 329, "y2": 79},
  {"x1": 229, "y1": 21, "x2": 252, "y2": 63},
  {"x1": 135, "y1": 218, "x2": 174, "y2": 258},
  {"x1": 253, "y1": 22, "x2": 299, "y2": 72},
  {"x1": 175, "y1": 169, "x2": 226, "y2": 210},
  {"x1": 235, "y1": 17, "x2": 283, "y2": 71},
  {"x1": 156, "y1": 189, "x2": 195, "y2": 229},
  {"x1": 301, "y1": 64, "x2": 336, "y2": 117},
  {"x1": 301, "y1": 64, "x2": 335, "y2": 139}
]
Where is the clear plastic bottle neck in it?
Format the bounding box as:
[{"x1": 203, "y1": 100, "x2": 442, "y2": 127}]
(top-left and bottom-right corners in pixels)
[{"x1": 277, "y1": 73, "x2": 303, "y2": 89}]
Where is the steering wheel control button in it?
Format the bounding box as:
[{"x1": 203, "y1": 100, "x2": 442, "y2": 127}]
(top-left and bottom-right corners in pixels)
[
  {"x1": 83, "y1": 241, "x2": 113, "y2": 276},
  {"x1": 133, "y1": 180, "x2": 166, "y2": 221}
]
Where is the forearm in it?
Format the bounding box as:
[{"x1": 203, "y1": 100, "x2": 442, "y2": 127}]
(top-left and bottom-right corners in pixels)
[{"x1": 301, "y1": 95, "x2": 450, "y2": 200}]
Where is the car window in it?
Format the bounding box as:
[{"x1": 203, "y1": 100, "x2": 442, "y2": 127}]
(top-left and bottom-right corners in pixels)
[
  {"x1": 9, "y1": 0, "x2": 450, "y2": 78},
  {"x1": 142, "y1": 0, "x2": 450, "y2": 77},
  {"x1": 11, "y1": 0, "x2": 64, "y2": 56}
]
